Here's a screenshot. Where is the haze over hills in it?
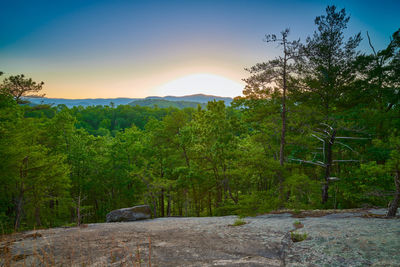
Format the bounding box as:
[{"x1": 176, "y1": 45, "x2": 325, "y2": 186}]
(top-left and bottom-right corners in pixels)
[
  {"x1": 26, "y1": 97, "x2": 136, "y2": 107},
  {"x1": 146, "y1": 94, "x2": 233, "y2": 104},
  {"x1": 129, "y1": 99, "x2": 207, "y2": 109},
  {"x1": 25, "y1": 94, "x2": 233, "y2": 108}
]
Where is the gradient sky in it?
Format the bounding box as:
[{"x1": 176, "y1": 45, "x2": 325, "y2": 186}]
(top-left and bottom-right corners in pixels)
[{"x1": 1, "y1": 0, "x2": 399, "y2": 98}]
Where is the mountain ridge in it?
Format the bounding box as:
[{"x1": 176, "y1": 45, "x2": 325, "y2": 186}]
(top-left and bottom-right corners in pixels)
[{"x1": 25, "y1": 94, "x2": 233, "y2": 108}]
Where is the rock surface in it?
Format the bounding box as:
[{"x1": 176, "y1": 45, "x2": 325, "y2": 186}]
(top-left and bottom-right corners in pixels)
[
  {"x1": 1, "y1": 209, "x2": 399, "y2": 266},
  {"x1": 106, "y1": 205, "x2": 152, "y2": 222}
]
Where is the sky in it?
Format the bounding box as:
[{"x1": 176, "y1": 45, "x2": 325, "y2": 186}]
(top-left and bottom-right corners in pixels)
[{"x1": 1, "y1": 0, "x2": 399, "y2": 98}]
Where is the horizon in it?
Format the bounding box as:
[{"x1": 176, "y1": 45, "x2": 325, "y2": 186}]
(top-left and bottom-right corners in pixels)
[
  {"x1": 1, "y1": 0, "x2": 399, "y2": 98},
  {"x1": 26, "y1": 92, "x2": 233, "y2": 100}
]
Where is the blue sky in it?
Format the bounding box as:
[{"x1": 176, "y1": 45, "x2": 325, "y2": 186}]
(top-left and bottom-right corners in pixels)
[{"x1": 1, "y1": 0, "x2": 399, "y2": 98}]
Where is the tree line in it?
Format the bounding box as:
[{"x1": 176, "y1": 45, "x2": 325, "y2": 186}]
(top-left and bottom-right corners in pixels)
[{"x1": 0, "y1": 6, "x2": 399, "y2": 232}]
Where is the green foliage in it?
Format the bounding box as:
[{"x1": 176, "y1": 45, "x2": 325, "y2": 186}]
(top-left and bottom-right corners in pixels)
[
  {"x1": 1, "y1": 74, "x2": 45, "y2": 104},
  {"x1": 231, "y1": 218, "x2": 246, "y2": 226},
  {"x1": 293, "y1": 220, "x2": 302, "y2": 227},
  {"x1": 290, "y1": 231, "x2": 308, "y2": 242},
  {"x1": 233, "y1": 191, "x2": 282, "y2": 217},
  {"x1": 0, "y1": 6, "x2": 399, "y2": 232},
  {"x1": 129, "y1": 99, "x2": 206, "y2": 109},
  {"x1": 0, "y1": 212, "x2": 13, "y2": 234},
  {"x1": 284, "y1": 173, "x2": 320, "y2": 209},
  {"x1": 0, "y1": 105, "x2": 71, "y2": 230}
]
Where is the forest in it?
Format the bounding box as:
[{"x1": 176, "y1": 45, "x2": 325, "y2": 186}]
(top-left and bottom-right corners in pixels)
[{"x1": 0, "y1": 6, "x2": 399, "y2": 232}]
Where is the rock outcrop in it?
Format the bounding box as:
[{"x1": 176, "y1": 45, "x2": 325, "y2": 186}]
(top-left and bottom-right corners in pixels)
[
  {"x1": 2, "y1": 209, "x2": 399, "y2": 266},
  {"x1": 106, "y1": 205, "x2": 152, "y2": 222}
]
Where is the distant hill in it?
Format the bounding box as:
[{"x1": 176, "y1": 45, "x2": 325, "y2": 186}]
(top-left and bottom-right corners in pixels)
[
  {"x1": 129, "y1": 99, "x2": 206, "y2": 109},
  {"x1": 145, "y1": 94, "x2": 233, "y2": 105},
  {"x1": 25, "y1": 97, "x2": 137, "y2": 108},
  {"x1": 25, "y1": 94, "x2": 233, "y2": 108}
]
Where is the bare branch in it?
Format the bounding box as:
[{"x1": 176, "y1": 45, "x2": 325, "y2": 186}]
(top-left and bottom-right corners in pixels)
[
  {"x1": 311, "y1": 134, "x2": 325, "y2": 161},
  {"x1": 311, "y1": 134, "x2": 325, "y2": 142},
  {"x1": 289, "y1": 158, "x2": 326, "y2": 167},
  {"x1": 332, "y1": 160, "x2": 359, "y2": 162},
  {"x1": 336, "y1": 137, "x2": 370, "y2": 140},
  {"x1": 366, "y1": 191, "x2": 395, "y2": 197},
  {"x1": 320, "y1": 123, "x2": 334, "y2": 132},
  {"x1": 366, "y1": 31, "x2": 377, "y2": 56},
  {"x1": 336, "y1": 141, "x2": 357, "y2": 153}
]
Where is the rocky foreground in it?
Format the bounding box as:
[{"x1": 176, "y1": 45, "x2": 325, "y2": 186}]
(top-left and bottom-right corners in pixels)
[{"x1": 1, "y1": 209, "x2": 399, "y2": 266}]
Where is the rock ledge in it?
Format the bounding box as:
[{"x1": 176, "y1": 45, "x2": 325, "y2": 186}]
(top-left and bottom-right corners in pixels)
[{"x1": 106, "y1": 205, "x2": 151, "y2": 222}]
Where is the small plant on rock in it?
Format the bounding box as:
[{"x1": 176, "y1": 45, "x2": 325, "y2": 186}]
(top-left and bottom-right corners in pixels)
[
  {"x1": 231, "y1": 218, "x2": 246, "y2": 226},
  {"x1": 293, "y1": 220, "x2": 304, "y2": 229},
  {"x1": 290, "y1": 231, "x2": 308, "y2": 242}
]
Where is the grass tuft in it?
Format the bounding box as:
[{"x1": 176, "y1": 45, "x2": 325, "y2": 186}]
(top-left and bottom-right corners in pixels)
[
  {"x1": 290, "y1": 231, "x2": 308, "y2": 242},
  {"x1": 293, "y1": 220, "x2": 304, "y2": 229},
  {"x1": 231, "y1": 218, "x2": 246, "y2": 226}
]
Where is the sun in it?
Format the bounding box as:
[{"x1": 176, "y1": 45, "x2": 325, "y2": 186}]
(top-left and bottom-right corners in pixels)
[{"x1": 154, "y1": 73, "x2": 244, "y2": 97}]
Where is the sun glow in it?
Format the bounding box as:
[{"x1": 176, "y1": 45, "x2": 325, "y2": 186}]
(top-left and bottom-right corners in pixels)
[{"x1": 154, "y1": 73, "x2": 244, "y2": 97}]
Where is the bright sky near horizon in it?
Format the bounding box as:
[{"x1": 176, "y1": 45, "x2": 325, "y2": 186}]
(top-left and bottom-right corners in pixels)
[{"x1": 1, "y1": 0, "x2": 399, "y2": 98}]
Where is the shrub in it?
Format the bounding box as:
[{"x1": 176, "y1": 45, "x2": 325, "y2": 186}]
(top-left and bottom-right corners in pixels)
[
  {"x1": 284, "y1": 173, "x2": 320, "y2": 209},
  {"x1": 290, "y1": 231, "x2": 308, "y2": 242},
  {"x1": 235, "y1": 191, "x2": 282, "y2": 217}
]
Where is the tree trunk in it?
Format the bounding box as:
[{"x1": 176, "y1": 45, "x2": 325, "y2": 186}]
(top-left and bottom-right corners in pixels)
[
  {"x1": 35, "y1": 207, "x2": 41, "y2": 227},
  {"x1": 279, "y1": 53, "x2": 287, "y2": 166},
  {"x1": 76, "y1": 193, "x2": 81, "y2": 226},
  {"x1": 167, "y1": 190, "x2": 171, "y2": 217},
  {"x1": 15, "y1": 157, "x2": 29, "y2": 231},
  {"x1": 151, "y1": 193, "x2": 157, "y2": 218},
  {"x1": 192, "y1": 185, "x2": 200, "y2": 217},
  {"x1": 14, "y1": 193, "x2": 24, "y2": 231},
  {"x1": 226, "y1": 183, "x2": 238, "y2": 204},
  {"x1": 216, "y1": 183, "x2": 222, "y2": 207},
  {"x1": 277, "y1": 50, "x2": 288, "y2": 200},
  {"x1": 160, "y1": 188, "x2": 165, "y2": 217},
  {"x1": 322, "y1": 129, "x2": 336, "y2": 204},
  {"x1": 178, "y1": 195, "x2": 183, "y2": 216},
  {"x1": 321, "y1": 183, "x2": 329, "y2": 204},
  {"x1": 208, "y1": 191, "x2": 212, "y2": 216},
  {"x1": 184, "y1": 190, "x2": 188, "y2": 217},
  {"x1": 387, "y1": 171, "x2": 400, "y2": 217}
]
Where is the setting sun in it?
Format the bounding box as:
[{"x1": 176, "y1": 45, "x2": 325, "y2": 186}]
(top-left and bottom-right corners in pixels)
[{"x1": 155, "y1": 73, "x2": 244, "y2": 97}]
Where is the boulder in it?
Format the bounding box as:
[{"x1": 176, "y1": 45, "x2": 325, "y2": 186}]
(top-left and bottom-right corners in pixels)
[{"x1": 106, "y1": 205, "x2": 152, "y2": 222}]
